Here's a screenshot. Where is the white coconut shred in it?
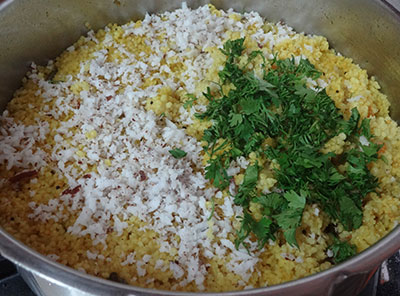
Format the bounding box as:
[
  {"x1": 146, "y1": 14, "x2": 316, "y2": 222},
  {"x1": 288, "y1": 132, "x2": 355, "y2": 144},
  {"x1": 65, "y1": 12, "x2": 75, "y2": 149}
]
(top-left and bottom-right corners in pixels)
[{"x1": 0, "y1": 3, "x2": 297, "y2": 290}]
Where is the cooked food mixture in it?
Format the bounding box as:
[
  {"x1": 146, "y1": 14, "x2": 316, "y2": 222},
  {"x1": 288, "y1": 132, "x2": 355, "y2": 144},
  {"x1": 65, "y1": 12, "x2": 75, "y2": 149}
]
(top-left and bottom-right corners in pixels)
[{"x1": 1, "y1": 3, "x2": 400, "y2": 292}]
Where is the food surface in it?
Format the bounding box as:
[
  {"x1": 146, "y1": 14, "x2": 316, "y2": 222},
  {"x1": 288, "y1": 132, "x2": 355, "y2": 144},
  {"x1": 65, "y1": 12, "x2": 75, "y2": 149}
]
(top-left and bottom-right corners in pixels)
[{"x1": 1, "y1": 3, "x2": 400, "y2": 292}]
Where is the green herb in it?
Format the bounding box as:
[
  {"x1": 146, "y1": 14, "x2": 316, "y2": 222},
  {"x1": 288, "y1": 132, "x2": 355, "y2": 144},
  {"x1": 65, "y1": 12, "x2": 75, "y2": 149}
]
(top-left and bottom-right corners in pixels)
[
  {"x1": 235, "y1": 211, "x2": 275, "y2": 250},
  {"x1": 48, "y1": 80, "x2": 61, "y2": 84},
  {"x1": 329, "y1": 237, "x2": 357, "y2": 263},
  {"x1": 233, "y1": 163, "x2": 259, "y2": 206},
  {"x1": 204, "y1": 155, "x2": 230, "y2": 189},
  {"x1": 208, "y1": 198, "x2": 215, "y2": 221},
  {"x1": 194, "y1": 37, "x2": 381, "y2": 252},
  {"x1": 273, "y1": 190, "x2": 306, "y2": 247},
  {"x1": 183, "y1": 94, "x2": 198, "y2": 109},
  {"x1": 169, "y1": 148, "x2": 187, "y2": 159}
]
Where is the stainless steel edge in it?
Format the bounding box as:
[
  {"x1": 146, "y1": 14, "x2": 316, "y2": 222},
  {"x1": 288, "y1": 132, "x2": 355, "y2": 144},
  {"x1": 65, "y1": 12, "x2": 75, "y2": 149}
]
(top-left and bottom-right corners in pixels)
[
  {"x1": 0, "y1": 0, "x2": 13, "y2": 10},
  {"x1": 1, "y1": 225, "x2": 400, "y2": 296},
  {"x1": 1, "y1": 0, "x2": 400, "y2": 295}
]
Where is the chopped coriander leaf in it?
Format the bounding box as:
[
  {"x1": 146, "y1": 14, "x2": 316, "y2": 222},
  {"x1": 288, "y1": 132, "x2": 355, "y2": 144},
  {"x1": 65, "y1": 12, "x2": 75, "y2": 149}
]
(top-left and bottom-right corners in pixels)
[
  {"x1": 204, "y1": 155, "x2": 230, "y2": 190},
  {"x1": 183, "y1": 94, "x2": 198, "y2": 109},
  {"x1": 234, "y1": 211, "x2": 254, "y2": 250},
  {"x1": 251, "y1": 216, "x2": 275, "y2": 249},
  {"x1": 253, "y1": 193, "x2": 287, "y2": 216},
  {"x1": 360, "y1": 118, "x2": 373, "y2": 139},
  {"x1": 273, "y1": 190, "x2": 306, "y2": 247},
  {"x1": 234, "y1": 163, "x2": 259, "y2": 206},
  {"x1": 48, "y1": 80, "x2": 62, "y2": 84},
  {"x1": 339, "y1": 107, "x2": 360, "y2": 136},
  {"x1": 219, "y1": 38, "x2": 245, "y2": 62},
  {"x1": 169, "y1": 148, "x2": 187, "y2": 159},
  {"x1": 195, "y1": 37, "x2": 381, "y2": 252},
  {"x1": 329, "y1": 237, "x2": 357, "y2": 264},
  {"x1": 284, "y1": 190, "x2": 307, "y2": 210},
  {"x1": 207, "y1": 198, "x2": 215, "y2": 221}
]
